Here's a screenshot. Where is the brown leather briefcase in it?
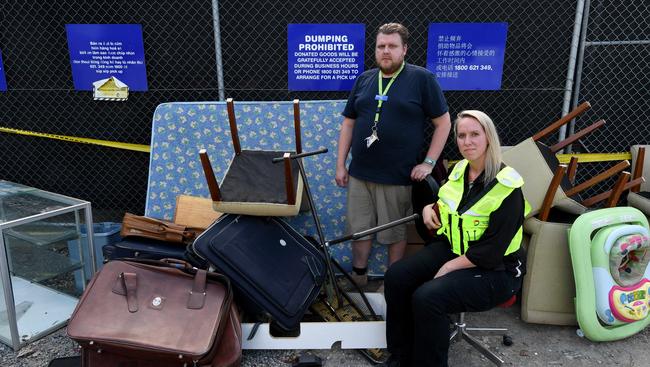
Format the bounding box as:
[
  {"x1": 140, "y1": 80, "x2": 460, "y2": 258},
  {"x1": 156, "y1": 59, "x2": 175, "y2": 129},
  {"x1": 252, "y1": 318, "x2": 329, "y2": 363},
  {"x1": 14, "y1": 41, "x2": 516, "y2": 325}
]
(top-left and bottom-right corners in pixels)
[
  {"x1": 79, "y1": 304, "x2": 242, "y2": 367},
  {"x1": 120, "y1": 212, "x2": 203, "y2": 244},
  {"x1": 68, "y1": 259, "x2": 241, "y2": 366}
]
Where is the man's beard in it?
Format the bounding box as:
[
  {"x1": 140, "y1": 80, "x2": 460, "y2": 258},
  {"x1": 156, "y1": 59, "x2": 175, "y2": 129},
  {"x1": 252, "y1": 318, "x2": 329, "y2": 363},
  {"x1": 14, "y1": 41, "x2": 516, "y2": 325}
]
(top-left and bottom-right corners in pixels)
[{"x1": 378, "y1": 59, "x2": 402, "y2": 75}]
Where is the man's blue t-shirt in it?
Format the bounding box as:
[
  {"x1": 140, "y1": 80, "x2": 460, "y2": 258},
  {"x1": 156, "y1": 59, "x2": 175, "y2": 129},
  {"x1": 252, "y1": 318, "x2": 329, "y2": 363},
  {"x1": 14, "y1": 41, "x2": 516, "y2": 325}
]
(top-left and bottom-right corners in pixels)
[{"x1": 342, "y1": 63, "x2": 448, "y2": 185}]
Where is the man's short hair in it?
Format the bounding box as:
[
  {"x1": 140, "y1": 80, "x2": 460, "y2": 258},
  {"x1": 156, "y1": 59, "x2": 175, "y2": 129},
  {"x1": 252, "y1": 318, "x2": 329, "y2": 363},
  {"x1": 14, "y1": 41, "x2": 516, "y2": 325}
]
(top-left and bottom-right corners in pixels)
[{"x1": 377, "y1": 23, "x2": 409, "y2": 45}]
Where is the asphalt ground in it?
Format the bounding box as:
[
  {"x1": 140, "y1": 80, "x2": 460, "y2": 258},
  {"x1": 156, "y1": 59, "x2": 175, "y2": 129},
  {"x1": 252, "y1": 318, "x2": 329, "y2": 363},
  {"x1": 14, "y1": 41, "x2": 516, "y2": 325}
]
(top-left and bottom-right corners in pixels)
[{"x1": 3, "y1": 296, "x2": 649, "y2": 366}]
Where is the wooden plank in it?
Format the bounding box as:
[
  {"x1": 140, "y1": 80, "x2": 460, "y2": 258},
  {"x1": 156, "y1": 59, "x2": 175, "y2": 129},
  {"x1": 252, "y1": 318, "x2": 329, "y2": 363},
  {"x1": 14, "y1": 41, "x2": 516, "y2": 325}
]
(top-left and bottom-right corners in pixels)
[
  {"x1": 631, "y1": 147, "x2": 645, "y2": 193},
  {"x1": 567, "y1": 156, "x2": 579, "y2": 184},
  {"x1": 199, "y1": 149, "x2": 221, "y2": 201},
  {"x1": 173, "y1": 194, "x2": 223, "y2": 229},
  {"x1": 227, "y1": 98, "x2": 241, "y2": 155},
  {"x1": 283, "y1": 153, "x2": 296, "y2": 205},
  {"x1": 565, "y1": 160, "x2": 630, "y2": 197},
  {"x1": 532, "y1": 101, "x2": 591, "y2": 141},
  {"x1": 581, "y1": 177, "x2": 645, "y2": 207},
  {"x1": 550, "y1": 119, "x2": 605, "y2": 153},
  {"x1": 605, "y1": 172, "x2": 630, "y2": 208},
  {"x1": 539, "y1": 165, "x2": 566, "y2": 222}
]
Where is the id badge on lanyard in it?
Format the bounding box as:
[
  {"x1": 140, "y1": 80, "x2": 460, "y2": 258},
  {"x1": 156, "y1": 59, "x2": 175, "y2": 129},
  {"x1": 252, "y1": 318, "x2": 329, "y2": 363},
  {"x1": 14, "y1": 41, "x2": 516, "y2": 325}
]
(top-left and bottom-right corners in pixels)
[{"x1": 366, "y1": 62, "x2": 404, "y2": 148}]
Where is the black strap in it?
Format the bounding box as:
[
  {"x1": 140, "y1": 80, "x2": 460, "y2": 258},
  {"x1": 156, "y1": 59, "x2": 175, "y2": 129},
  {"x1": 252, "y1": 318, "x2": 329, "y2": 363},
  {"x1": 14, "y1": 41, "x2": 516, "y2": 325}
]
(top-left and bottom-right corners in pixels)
[{"x1": 457, "y1": 178, "x2": 499, "y2": 214}]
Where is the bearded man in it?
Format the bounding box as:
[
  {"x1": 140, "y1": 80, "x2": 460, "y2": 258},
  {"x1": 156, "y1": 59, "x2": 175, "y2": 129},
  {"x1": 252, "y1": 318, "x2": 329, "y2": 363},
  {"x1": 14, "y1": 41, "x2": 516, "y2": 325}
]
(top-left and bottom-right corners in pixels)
[{"x1": 335, "y1": 23, "x2": 451, "y2": 286}]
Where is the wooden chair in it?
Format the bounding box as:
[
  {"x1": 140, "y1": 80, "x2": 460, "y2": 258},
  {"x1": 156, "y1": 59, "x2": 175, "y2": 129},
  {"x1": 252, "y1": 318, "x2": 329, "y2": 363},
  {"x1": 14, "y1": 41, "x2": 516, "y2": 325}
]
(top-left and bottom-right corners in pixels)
[
  {"x1": 199, "y1": 98, "x2": 306, "y2": 216},
  {"x1": 502, "y1": 102, "x2": 606, "y2": 217},
  {"x1": 536, "y1": 160, "x2": 642, "y2": 221},
  {"x1": 523, "y1": 157, "x2": 641, "y2": 328}
]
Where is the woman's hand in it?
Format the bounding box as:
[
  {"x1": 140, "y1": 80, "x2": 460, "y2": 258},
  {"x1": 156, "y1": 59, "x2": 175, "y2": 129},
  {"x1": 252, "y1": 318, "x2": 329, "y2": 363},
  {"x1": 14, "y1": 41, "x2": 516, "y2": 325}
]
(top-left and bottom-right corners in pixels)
[
  {"x1": 423, "y1": 203, "x2": 441, "y2": 230},
  {"x1": 434, "y1": 256, "x2": 475, "y2": 278},
  {"x1": 434, "y1": 262, "x2": 453, "y2": 278}
]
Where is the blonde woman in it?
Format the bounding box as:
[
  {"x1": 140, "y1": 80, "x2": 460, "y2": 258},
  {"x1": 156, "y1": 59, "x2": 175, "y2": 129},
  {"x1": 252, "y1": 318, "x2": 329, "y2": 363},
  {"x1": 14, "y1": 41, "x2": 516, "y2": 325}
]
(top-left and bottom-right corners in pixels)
[{"x1": 380, "y1": 110, "x2": 528, "y2": 367}]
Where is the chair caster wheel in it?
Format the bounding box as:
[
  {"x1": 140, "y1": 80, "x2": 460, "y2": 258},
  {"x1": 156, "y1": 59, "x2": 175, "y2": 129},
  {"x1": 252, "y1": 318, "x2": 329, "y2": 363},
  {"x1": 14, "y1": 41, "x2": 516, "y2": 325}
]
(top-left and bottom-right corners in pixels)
[{"x1": 502, "y1": 334, "x2": 513, "y2": 346}]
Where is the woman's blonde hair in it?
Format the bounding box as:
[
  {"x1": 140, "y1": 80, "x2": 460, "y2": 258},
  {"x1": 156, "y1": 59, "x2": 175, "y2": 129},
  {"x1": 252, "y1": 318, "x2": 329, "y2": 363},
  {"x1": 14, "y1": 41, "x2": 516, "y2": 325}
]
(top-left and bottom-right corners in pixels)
[{"x1": 454, "y1": 110, "x2": 503, "y2": 184}]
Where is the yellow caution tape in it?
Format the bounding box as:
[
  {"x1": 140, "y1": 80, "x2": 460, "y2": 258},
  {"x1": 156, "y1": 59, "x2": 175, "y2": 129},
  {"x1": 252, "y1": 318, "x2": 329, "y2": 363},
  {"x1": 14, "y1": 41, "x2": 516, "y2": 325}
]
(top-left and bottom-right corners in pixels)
[
  {"x1": 448, "y1": 152, "x2": 633, "y2": 167},
  {"x1": 0, "y1": 126, "x2": 150, "y2": 153},
  {"x1": 1, "y1": 126, "x2": 633, "y2": 162},
  {"x1": 556, "y1": 152, "x2": 632, "y2": 163}
]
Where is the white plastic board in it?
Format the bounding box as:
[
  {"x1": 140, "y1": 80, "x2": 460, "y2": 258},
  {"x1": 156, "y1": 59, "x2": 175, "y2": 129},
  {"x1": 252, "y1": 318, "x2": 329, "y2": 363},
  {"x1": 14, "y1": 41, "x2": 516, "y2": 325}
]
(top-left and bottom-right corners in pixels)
[{"x1": 242, "y1": 292, "x2": 387, "y2": 349}]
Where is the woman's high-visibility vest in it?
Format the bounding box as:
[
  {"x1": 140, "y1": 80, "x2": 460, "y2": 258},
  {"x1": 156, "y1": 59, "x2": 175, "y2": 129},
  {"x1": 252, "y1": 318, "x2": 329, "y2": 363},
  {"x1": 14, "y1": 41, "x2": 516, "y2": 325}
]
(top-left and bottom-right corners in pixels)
[{"x1": 437, "y1": 159, "x2": 529, "y2": 256}]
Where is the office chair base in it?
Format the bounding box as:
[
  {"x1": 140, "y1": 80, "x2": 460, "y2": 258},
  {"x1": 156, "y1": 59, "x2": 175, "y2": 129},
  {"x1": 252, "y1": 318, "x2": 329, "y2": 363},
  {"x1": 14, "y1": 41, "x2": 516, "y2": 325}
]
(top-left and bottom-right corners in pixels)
[{"x1": 449, "y1": 313, "x2": 506, "y2": 366}]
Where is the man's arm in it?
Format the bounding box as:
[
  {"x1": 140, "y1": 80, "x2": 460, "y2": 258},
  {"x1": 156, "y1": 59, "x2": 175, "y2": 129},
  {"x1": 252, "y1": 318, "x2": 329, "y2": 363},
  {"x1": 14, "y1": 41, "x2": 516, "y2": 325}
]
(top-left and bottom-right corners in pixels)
[
  {"x1": 410, "y1": 111, "x2": 452, "y2": 181},
  {"x1": 335, "y1": 117, "x2": 356, "y2": 187}
]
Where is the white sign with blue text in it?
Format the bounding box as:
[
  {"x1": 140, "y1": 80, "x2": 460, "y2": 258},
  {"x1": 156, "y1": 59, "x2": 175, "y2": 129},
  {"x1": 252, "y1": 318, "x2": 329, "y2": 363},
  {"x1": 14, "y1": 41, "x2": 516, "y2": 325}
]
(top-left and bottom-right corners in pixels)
[
  {"x1": 66, "y1": 24, "x2": 148, "y2": 91},
  {"x1": 288, "y1": 24, "x2": 365, "y2": 91},
  {"x1": 426, "y1": 23, "x2": 508, "y2": 90}
]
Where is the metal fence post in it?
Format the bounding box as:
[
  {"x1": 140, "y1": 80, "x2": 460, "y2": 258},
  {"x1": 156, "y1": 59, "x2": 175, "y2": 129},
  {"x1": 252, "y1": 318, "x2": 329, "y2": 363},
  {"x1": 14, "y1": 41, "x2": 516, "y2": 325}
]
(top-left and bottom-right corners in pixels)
[
  {"x1": 558, "y1": 0, "x2": 587, "y2": 147},
  {"x1": 212, "y1": 0, "x2": 225, "y2": 101},
  {"x1": 567, "y1": 0, "x2": 592, "y2": 150}
]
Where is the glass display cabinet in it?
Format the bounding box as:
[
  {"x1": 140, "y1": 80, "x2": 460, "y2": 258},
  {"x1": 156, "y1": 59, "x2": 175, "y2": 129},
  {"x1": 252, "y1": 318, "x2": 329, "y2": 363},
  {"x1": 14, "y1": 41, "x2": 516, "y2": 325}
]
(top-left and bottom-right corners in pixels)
[{"x1": 0, "y1": 180, "x2": 94, "y2": 350}]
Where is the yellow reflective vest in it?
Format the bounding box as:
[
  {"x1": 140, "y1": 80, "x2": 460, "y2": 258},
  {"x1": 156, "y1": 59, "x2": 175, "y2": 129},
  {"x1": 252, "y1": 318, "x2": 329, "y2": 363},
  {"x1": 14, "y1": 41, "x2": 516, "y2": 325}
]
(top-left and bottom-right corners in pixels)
[{"x1": 436, "y1": 159, "x2": 529, "y2": 256}]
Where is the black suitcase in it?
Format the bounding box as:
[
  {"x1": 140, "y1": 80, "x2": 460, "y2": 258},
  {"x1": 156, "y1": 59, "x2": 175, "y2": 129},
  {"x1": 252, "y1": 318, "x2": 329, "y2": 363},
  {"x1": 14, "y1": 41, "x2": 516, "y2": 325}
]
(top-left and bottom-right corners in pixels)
[
  {"x1": 192, "y1": 214, "x2": 326, "y2": 331},
  {"x1": 102, "y1": 237, "x2": 186, "y2": 262}
]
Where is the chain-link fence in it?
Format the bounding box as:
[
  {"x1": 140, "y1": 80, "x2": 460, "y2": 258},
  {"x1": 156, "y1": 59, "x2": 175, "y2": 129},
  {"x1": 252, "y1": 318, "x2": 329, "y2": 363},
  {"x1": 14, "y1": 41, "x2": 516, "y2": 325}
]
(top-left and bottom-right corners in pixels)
[
  {"x1": 219, "y1": 0, "x2": 580, "y2": 154},
  {"x1": 0, "y1": 0, "x2": 647, "y2": 218},
  {"x1": 568, "y1": 0, "x2": 649, "y2": 202},
  {"x1": 0, "y1": 0, "x2": 219, "y2": 220},
  {"x1": 571, "y1": 0, "x2": 649, "y2": 151}
]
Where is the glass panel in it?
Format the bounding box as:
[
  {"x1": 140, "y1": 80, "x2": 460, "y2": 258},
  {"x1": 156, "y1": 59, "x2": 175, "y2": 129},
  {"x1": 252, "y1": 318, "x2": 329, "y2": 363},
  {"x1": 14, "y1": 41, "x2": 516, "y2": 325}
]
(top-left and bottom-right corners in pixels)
[
  {"x1": 11, "y1": 275, "x2": 78, "y2": 345},
  {"x1": 0, "y1": 237, "x2": 12, "y2": 346},
  {"x1": 0, "y1": 180, "x2": 91, "y2": 348},
  {"x1": 4, "y1": 211, "x2": 83, "y2": 296},
  {"x1": 2, "y1": 211, "x2": 86, "y2": 346},
  {"x1": 0, "y1": 180, "x2": 85, "y2": 224},
  {"x1": 0, "y1": 181, "x2": 36, "y2": 197},
  {"x1": 0, "y1": 193, "x2": 70, "y2": 223}
]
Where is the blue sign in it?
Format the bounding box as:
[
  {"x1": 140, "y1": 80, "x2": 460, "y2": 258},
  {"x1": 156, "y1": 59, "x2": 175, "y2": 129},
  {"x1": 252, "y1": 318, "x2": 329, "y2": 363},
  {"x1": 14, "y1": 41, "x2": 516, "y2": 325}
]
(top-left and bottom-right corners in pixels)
[
  {"x1": 288, "y1": 24, "x2": 365, "y2": 91},
  {"x1": 66, "y1": 24, "x2": 148, "y2": 91},
  {"x1": 426, "y1": 23, "x2": 508, "y2": 90},
  {"x1": 0, "y1": 50, "x2": 6, "y2": 91}
]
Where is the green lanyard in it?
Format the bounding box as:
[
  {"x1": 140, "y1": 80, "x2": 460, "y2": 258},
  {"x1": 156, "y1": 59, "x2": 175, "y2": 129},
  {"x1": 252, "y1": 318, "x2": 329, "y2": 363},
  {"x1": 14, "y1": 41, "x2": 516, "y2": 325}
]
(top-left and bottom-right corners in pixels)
[
  {"x1": 366, "y1": 62, "x2": 405, "y2": 148},
  {"x1": 373, "y1": 61, "x2": 405, "y2": 125}
]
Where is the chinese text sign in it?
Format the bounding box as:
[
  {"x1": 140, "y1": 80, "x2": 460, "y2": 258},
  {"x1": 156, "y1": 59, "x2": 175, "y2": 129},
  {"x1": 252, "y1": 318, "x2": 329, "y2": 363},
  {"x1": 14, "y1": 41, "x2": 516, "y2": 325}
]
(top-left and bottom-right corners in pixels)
[{"x1": 427, "y1": 23, "x2": 508, "y2": 90}]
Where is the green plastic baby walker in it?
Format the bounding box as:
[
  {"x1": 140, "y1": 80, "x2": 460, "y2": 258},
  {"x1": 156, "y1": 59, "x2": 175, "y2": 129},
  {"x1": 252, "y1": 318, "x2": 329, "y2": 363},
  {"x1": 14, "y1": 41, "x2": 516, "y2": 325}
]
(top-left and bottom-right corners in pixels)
[{"x1": 569, "y1": 207, "x2": 650, "y2": 341}]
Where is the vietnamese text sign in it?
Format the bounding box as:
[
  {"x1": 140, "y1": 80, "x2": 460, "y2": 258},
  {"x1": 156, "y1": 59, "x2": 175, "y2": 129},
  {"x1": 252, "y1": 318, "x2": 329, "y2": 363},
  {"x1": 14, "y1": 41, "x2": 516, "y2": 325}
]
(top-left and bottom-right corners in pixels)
[
  {"x1": 66, "y1": 24, "x2": 148, "y2": 91},
  {"x1": 0, "y1": 50, "x2": 6, "y2": 91},
  {"x1": 288, "y1": 23, "x2": 364, "y2": 91},
  {"x1": 426, "y1": 23, "x2": 508, "y2": 90}
]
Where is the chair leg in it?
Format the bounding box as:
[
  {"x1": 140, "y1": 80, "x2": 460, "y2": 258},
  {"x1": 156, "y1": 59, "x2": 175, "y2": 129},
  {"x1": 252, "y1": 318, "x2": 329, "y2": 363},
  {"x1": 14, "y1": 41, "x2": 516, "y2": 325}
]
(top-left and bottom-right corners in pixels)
[
  {"x1": 449, "y1": 312, "x2": 505, "y2": 366},
  {"x1": 461, "y1": 331, "x2": 505, "y2": 366}
]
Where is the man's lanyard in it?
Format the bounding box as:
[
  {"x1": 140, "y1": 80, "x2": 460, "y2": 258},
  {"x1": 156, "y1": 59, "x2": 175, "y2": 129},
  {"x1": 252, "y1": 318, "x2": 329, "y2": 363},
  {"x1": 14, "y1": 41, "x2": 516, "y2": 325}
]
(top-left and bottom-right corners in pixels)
[{"x1": 366, "y1": 62, "x2": 405, "y2": 148}]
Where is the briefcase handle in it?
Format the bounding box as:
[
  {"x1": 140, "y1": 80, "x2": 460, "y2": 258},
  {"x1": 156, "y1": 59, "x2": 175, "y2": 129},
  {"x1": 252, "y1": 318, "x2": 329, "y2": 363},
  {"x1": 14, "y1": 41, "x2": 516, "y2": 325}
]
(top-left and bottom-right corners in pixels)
[{"x1": 113, "y1": 258, "x2": 233, "y2": 311}]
